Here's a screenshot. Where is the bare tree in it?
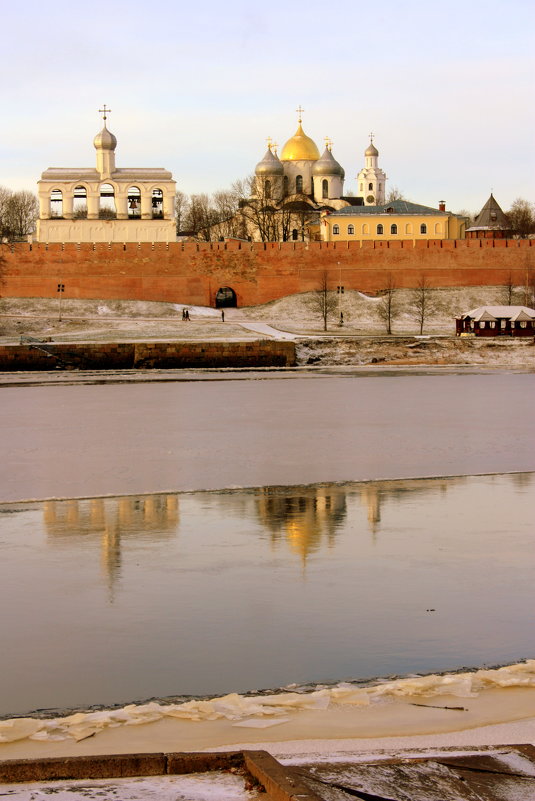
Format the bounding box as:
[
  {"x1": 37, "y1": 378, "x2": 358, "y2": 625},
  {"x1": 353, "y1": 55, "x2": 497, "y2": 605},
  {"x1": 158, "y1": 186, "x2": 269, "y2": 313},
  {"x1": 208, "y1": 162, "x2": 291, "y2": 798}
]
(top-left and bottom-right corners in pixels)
[
  {"x1": 503, "y1": 272, "x2": 519, "y2": 305},
  {"x1": 386, "y1": 187, "x2": 406, "y2": 203},
  {"x1": 376, "y1": 273, "x2": 399, "y2": 334},
  {"x1": 411, "y1": 274, "x2": 439, "y2": 334},
  {"x1": 5, "y1": 190, "x2": 38, "y2": 239},
  {"x1": 508, "y1": 198, "x2": 535, "y2": 238},
  {"x1": 175, "y1": 190, "x2": 190, "y2": 235},
  {"x1": 523, "y1": 266, "x2": 535, "y2": 308},
  {"x1": 0, "y1": 186, "x2": 12, "y2": 241},
  {"x1": 305, "y1": 271, "x2": 338, "y2": 331}
]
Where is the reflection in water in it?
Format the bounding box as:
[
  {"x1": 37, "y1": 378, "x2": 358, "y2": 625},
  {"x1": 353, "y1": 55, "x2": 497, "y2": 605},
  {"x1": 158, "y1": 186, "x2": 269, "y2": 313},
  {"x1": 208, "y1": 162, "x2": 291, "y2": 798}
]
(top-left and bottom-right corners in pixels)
[
  {"x1": 43, "y1": 495, "x2": 179, "y2": 599},
  {"x1": 1, "y1": 473, "x2": 533, "y2": 716},
  {"x1": 256, "y1": 486, "x2": 346, "y2": 564}
]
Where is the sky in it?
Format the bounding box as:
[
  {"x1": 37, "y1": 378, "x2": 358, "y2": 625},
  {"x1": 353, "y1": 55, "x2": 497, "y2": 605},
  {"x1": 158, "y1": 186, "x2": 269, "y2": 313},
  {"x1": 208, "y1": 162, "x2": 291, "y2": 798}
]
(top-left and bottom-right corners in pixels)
[{"x1": 1, "y1": 0, "x2": 533, "y2": 213}]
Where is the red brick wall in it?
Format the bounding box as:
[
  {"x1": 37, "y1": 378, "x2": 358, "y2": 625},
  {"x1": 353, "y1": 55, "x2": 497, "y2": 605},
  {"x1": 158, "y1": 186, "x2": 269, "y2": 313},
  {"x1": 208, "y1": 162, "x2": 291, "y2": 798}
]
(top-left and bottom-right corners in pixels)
[{"x1": 1, "y1": 239, "x2": 534, "y2": 307}]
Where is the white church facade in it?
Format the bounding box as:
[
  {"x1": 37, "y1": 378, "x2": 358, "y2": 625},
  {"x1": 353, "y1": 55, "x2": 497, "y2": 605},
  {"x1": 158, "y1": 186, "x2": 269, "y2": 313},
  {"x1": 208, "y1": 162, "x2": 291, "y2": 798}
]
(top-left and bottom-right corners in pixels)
[{"x1": 35, "y1": 107, "x2": 176, "y2": 243}]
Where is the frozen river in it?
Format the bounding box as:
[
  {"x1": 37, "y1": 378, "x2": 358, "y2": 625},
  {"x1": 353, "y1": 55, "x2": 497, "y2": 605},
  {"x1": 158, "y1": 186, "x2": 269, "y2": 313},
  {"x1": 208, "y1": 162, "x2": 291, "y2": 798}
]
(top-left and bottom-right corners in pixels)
[
  {"x1": 0, "y1": 369, "x2": 534, "y2": 716},
  {"x1": 1, "y1": 370, "x2": 534, "y2": 502}
]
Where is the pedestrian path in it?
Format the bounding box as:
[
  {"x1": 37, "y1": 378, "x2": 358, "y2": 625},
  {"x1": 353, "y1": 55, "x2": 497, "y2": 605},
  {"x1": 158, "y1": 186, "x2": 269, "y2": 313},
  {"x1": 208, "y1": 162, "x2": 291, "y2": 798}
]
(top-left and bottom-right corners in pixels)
[{"x1": 235, "y1": 321, "x2": 299, "y2": 340}]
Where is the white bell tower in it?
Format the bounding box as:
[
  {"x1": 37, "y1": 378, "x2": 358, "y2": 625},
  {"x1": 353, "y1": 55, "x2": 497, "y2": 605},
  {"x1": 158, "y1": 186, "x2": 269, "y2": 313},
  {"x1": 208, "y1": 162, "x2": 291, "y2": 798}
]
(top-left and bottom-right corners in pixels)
[{"x1": 356, "y1": 134, "x2": 387, "y2": 205}]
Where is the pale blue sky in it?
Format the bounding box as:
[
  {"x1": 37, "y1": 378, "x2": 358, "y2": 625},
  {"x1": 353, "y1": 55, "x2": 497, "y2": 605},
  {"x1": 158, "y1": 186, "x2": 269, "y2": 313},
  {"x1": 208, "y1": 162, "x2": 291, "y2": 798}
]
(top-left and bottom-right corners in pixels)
[{"x1": 2, "y1": 0, "x2": 533, "y2": 212}]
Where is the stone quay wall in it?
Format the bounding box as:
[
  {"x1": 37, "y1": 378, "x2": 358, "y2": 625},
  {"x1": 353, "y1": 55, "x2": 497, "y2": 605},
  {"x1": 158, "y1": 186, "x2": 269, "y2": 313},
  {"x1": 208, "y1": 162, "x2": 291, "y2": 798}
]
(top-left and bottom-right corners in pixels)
[
  {"x1": 0, "y1": 340, "x2": 296, "y2": 371},
  {"x1": 1, "y1": 239, "x2": 534, "y2": 308}
]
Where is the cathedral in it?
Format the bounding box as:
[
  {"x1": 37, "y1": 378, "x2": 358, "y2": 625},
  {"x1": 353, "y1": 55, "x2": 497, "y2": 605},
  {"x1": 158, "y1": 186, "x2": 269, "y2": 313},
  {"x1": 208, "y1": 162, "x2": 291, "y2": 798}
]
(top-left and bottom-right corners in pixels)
[{"x1": 247, "y1": 109, "x2": 387, "y2": 241}]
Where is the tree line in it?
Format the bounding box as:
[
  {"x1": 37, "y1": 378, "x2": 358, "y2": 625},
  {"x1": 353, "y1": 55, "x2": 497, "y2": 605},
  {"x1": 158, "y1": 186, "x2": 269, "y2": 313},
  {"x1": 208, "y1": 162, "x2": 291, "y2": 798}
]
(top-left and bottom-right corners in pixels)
[{"x1": 0, "y1": 186, "x2": 39, "y2": 242}]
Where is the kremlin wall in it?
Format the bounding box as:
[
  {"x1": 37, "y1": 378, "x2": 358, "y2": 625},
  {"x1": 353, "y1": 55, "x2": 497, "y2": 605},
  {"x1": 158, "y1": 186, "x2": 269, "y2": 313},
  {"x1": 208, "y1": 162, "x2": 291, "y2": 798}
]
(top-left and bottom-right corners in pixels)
[{"x1": 1, "y1": 238, "x2": 534, "y2": 308}]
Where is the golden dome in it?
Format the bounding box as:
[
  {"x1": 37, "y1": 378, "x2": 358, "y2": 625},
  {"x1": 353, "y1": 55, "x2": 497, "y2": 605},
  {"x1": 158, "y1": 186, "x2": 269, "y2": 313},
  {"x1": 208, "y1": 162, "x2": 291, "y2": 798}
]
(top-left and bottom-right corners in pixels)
[{"x1": 280, "y1": 123, "x2": 320, "y2": 161}]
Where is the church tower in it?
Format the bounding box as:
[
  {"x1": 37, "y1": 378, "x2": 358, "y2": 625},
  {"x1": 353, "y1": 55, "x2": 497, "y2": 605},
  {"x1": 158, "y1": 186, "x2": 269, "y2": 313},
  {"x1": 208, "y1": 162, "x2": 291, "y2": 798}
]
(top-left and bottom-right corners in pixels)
[{"x1": 356, "y1": 136, "x2": 387, "y2": 205}]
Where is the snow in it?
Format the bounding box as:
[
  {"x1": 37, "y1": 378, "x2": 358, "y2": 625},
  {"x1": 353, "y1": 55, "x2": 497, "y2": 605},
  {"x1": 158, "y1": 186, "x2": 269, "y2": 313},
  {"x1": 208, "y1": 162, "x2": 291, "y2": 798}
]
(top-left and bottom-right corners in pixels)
[
  {"x1": 2, "y1": 772, "x2": 256, "y2": 801},
  {"x1": 1, "y1": 661, "x2": 534, "y2": 745}
]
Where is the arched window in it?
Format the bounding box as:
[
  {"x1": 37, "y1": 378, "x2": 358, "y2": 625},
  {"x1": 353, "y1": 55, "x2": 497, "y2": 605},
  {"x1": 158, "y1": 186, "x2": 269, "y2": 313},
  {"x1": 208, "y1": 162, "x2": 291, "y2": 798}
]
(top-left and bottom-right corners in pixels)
[
  {"x1": 322, "y1": 179, "x2": 328, "y2": 199},
  {"x1": 379, "y1": 183, "x2": 382, "y2": 191},
  {"x1": 362, "y1": 223, "x2": 370, "y2": 234},
  {"x1": 347, "y1": 224, "x2": 355, "y2": 235},
  {"x1": 435, "y1": 223, "x2": 442, "y2": 234},
  {"x1": 390, "y1": 224, "x2": 397, "y2": 234},
  {"x1": 152, "y1": 188, "x2": 164, "y2": 219},
  {"x1": 127, "y1": 186, "x2": 141, "y2": 218},
  {"x1": 377, "y1": 224, "x2": 383, "y2": 235},
  {"x1": 292, "y1": 228, "x2": 298, "y2": 240},
  {"x1": 405, "y1": 223, "x2": 412, "y2": 234},
  {"x1": 50, "y1": 189, "x2": 63, "y2": 218},
  {"x1": 368, "y1": 183, "x2": 373, "y2": 191},
  {"x1": 283, "y1": 176, "x2": 289, "y2": 196},
  {"x1": 420, "y1": 223, "x2": 427, "y2": 234},
  {"x1": 333, "y1": 224, "x2": 340, "y2": 235},
  {"x1": 296, "y1": 175, "x2": 303, "y2": 194},
  {"x1": 99, "y1": 183, "x2": 116, "y2": 219},
  {"x1": 73, "y1": 185, "x2": 87, "y2": 218},
  {"x1": 265, "y1": 180, "x2": 271, "y2": 199},
  {"x1": 360, "y1": 183, "x2": 363, "y2": 192}
]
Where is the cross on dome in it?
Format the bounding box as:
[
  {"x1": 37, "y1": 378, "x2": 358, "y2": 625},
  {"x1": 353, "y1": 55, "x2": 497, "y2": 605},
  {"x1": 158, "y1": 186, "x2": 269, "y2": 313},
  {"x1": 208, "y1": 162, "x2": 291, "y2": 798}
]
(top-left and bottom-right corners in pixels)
[
  {"x1": 296, "y1": 105, "x2": 305, "y2": 123},
  {"x1": 324, "y1": 136, "x2": 333, "y2": 151},
  {"x1": 99, "y1": 104, "x2": 112, "y2": 123},
  {"x1": 369, "y1": 131, "x2": 375, "y2": 143}
]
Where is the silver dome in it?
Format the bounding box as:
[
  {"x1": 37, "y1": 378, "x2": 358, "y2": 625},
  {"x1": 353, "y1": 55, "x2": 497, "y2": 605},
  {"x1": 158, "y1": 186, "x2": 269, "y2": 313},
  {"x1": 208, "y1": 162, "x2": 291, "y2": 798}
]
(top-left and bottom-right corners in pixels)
[
  {"x1": 255, "y1": 148, "x2": 284, "y2": 176},
  {"x1": 312, "y1": 147, "x2": 344, "y2": 178}
]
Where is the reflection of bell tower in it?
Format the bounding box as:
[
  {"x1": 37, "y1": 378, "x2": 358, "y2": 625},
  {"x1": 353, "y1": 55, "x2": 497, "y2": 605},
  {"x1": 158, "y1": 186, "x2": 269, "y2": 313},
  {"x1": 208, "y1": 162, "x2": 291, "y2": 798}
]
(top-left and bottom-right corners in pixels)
[
  {"x1": 360, "y1": 485, "x2": 381, "y2": 533},
  {"x1": 43, "y1": 494, "x2": 180, "y2": 600},
  {"x1": 256, "y1": 486, "x2": 346, "y2": 567}
]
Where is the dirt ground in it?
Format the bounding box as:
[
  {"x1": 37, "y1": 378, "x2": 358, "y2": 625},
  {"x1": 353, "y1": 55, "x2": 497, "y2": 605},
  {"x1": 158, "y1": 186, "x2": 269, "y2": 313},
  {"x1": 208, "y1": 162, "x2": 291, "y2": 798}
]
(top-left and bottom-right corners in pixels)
[{"x1": 0, "y1": 288, "x2": 533, "y2": 367}]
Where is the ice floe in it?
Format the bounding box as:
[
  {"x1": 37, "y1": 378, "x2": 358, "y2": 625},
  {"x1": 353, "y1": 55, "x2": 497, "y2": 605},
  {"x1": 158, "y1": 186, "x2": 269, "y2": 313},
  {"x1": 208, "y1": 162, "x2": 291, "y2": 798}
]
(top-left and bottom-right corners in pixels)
[{"x1": 1, "y1": 661, "x2": 534, "y2": 744}]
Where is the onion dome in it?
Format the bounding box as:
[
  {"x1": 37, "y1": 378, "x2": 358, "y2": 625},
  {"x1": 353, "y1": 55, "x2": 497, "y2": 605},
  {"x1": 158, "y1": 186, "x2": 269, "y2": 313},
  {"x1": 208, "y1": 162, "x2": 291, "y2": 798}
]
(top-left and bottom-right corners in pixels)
[
  {"x1": 255, "y1": 147, "x2": 284, "y2": 176},
  {"x1": 365, "y1": 141, "x2": 378, "y2": 157},
  {"x1": 93, "y1": 124, "x2": 117, "y2": 151},
  {"x1": 312, "y1": 147, "x2": 345, "y2": 179},
  {"x1": 280, "y1": 123, "x2": 320, "y2": 161}
]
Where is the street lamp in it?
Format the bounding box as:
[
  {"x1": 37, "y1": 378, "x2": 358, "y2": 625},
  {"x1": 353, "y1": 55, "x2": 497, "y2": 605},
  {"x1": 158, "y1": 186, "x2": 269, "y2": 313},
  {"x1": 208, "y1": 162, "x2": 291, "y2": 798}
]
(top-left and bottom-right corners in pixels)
[{"x1": 57, "y1": 282, "x2": 65, "y2": 321}]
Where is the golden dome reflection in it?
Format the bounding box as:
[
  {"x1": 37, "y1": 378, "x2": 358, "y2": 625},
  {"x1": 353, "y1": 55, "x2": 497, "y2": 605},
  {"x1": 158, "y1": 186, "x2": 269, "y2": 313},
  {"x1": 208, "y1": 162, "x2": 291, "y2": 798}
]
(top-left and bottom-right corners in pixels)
[{"x1": 280, "y1": 123, "x2": 320, "y2": 162}]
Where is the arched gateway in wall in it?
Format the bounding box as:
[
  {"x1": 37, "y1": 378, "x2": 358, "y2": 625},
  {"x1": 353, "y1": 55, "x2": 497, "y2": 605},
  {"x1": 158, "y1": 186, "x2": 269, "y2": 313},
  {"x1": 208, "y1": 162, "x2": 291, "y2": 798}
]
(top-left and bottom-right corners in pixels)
[{"x1": 35, "y1": 107, "x2": 176, "y2": 243}]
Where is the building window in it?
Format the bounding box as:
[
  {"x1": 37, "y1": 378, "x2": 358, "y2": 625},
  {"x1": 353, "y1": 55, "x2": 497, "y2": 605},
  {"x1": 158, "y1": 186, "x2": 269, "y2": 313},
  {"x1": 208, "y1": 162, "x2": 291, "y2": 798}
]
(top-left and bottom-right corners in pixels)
[
  {"x1": 377, "y1": 224, "x2": 383, "y2": 235},
  {"x1": 333, "y1": 224, "x2": 340, "y2": 235},
  {"x1": 127, "y1": 186, "x2": 141, "y2": 218},
  {"x1": 360, "y1": 183, "x2": 363, "y2": 192},
  {"x1": 265, "y1": 180, "x2": 271, "y2": 199},
  {"x1": 50, "y1": 189, "x2": 63, "y2": 218},
  {"x1": 296, "y1": 175, "x2": 303, "y2": 193},
  {"x1": 283, "y1": 176, "x2": 289, "y2": 196},
  {"x1": 435, "y1": 223, "x2": 442, "y2": 234},
  {"x1": 405, "y1": 224, "x2": 412, "y2": 234},
  {"x1": 322, "y1": 179, "x2": 328, "y2": 199},
  {"x1": 390, "y1": 224, "x2": 397, "y2": 234},
  {"x1": 347, "y1": 224, "x2": 354, "y2": 235},
  {"x1": 368, "y1": 183, "x2": 373, "y2": 191},
  {"x1": 292, "y1": 228, "x2": 298, "y2": 240},
  {"x1": 420, "y1": 223, "x2": 427, "y2": 234},
  {"x1": 362, "y1": 224, "x2": 369, "y2": 234}
]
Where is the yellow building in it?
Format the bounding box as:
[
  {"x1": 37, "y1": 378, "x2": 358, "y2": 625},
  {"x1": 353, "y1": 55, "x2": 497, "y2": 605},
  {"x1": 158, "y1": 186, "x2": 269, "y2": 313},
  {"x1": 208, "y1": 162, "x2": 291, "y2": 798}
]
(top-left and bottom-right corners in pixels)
[{"x1": 317, "y1": 200, "x2": 467, "y2": 242}]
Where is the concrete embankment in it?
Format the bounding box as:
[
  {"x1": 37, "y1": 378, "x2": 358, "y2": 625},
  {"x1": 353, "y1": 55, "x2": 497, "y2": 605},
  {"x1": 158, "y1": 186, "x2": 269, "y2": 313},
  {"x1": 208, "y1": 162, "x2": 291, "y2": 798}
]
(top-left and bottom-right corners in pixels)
[{"x1": 0, "y1": 340, "x2": 296, "y2": 371}]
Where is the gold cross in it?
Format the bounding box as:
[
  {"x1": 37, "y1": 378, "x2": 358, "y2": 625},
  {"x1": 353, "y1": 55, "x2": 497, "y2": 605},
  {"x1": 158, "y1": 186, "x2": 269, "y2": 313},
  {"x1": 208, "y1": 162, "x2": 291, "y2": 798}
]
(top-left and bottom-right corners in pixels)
[
  {"x1": 296, "y1": 105, "x2": 304, "y2": 123},
  {"x1": 272, "y1": 141, "x2": 278, "y2": 154},
  {"x1": 369, "y1": 131, "x2": 375, "y2": 143},
  {"x1": 325, "y1": 136, "x2": 333, "y2": 151},
  {"x1": 266, "y1": 136, "x2": 273, "y2": 150},
  {"x1": 99, "y1": 104, "x2": 111, "y2": 122}
]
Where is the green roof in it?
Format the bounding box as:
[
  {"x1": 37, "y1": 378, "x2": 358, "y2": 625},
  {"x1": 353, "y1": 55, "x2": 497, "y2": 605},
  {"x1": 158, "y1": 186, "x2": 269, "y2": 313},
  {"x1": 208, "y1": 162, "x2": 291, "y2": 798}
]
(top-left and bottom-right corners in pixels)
[{"x1": 328, "y1": 200, "x2": 449, "y2": 217}]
